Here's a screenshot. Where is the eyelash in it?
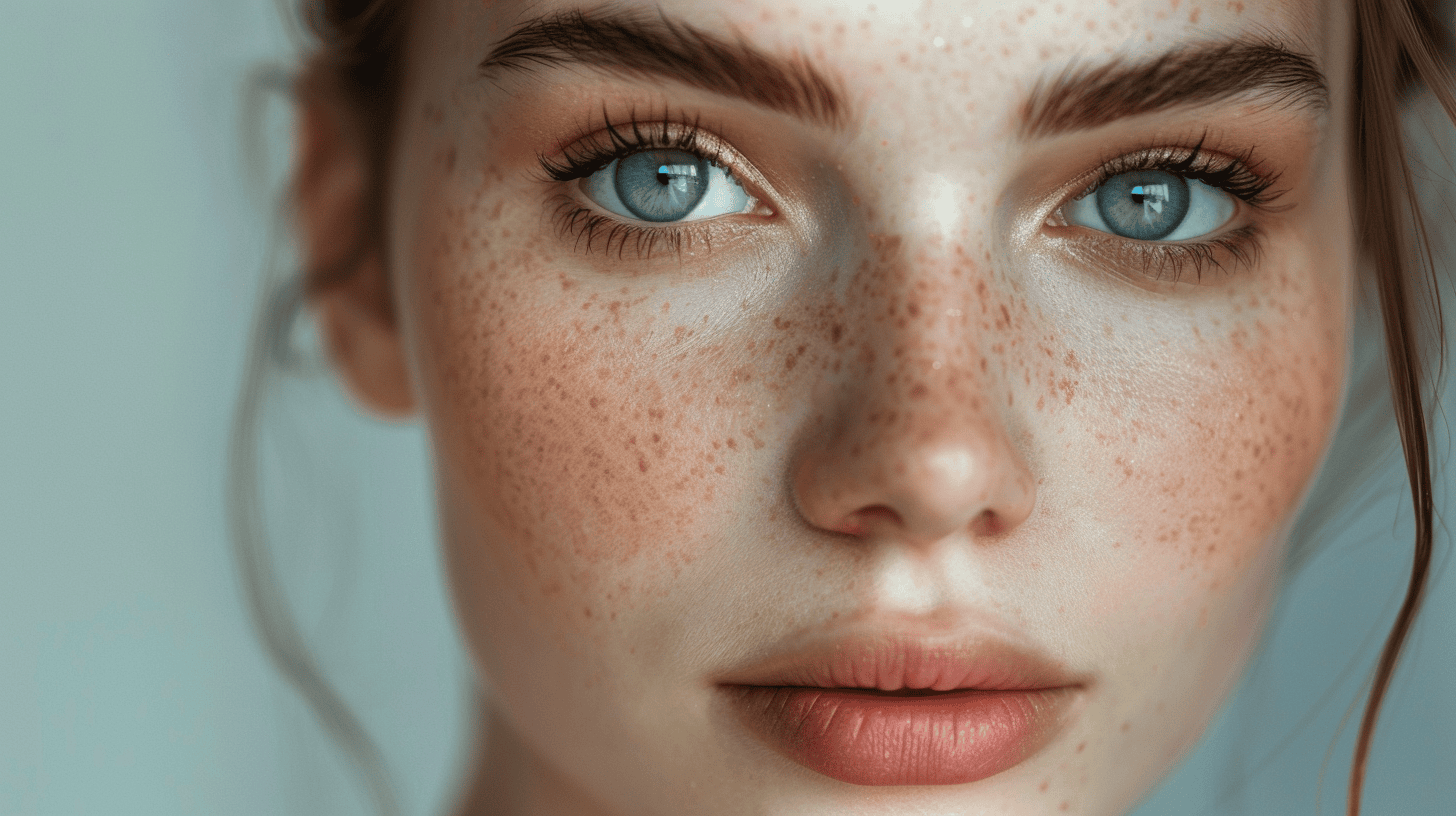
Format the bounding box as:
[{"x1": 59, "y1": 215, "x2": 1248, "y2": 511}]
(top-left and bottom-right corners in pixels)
[
  {"x1": 538, "y1": 114, "x2": 1286, "y2": 283},
  {"x1": 537, "y1": 108, "x2": 745, "y2": 259},
  {"x1": 1060, "y1": 135, "x2": 1286, "y2": 284}
]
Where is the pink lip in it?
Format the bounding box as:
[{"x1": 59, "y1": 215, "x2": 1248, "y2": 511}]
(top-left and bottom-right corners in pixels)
[{"x1": 718, "y1": 629, "x2": 1086, "y2": 786}]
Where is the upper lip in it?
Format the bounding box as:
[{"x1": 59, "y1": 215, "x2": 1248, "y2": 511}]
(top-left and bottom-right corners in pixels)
[{"x1": 716, "y1": 621, "x2": 1084, "y2": 692}]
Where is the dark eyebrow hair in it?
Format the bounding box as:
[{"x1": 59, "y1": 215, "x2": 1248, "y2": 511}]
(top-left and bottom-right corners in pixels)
[
  {"x1": 1020, "y1": 40, "x2": 1330, "y2": 139},
  {"x1": 478, "y1": 6, "x2": 849, "y2": 128}
]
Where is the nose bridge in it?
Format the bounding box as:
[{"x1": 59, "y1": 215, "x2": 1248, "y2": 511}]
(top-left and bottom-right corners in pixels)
[
  {"x1": 850, "y1": 170, "x2": 993, "y2": 382},
  {"x1": 791, "y1": 219, "x2": 1035, "y2": 547},
  {"x1": 848, "y1": 228, "x2": 1002, "y2": 464}
]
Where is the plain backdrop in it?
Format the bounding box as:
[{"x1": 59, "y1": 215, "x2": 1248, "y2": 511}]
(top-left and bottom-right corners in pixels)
[{"x1": 1, "y1": 2, "x2": 1453, "y2": 814}]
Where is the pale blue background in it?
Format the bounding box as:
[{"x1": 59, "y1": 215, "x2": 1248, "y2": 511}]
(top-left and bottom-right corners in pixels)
[{"x1": 0, "y1": 2, "x2": 1452, "y2": 815}]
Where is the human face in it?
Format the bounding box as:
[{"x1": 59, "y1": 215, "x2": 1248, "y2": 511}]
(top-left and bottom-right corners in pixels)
[{"x1": 378, "y1": 0, "x2": 1354, "y2": 813}]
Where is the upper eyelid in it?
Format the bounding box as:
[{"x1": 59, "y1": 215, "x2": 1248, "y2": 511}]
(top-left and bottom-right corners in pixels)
[
  {"x1": 1047, "y1": 145, "x2": 1283, "y2": 229},
  {"x1": 542, "y1": 119, "x2": 747, "y2": 180}
]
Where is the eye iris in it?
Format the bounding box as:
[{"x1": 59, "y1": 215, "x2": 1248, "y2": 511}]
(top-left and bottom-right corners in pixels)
[
  {"x1": 614, "y1": 149, "x2": 710, "y2": 222},
  {"x1": 1095, "y1": 170, "x2": 1190, "y2": 240}
]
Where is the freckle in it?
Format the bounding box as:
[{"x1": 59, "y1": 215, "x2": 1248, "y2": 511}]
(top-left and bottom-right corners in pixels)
[
  {"x1": 1076, "y1": 742, "x2": 1086, "y2": 753},
  {"x1": 1189, "y1": 7, "x2": 1201, "y2": 22},
  {"x1": 1039, "y1": 780, "x2": 1049, "y2": 792},
  {"x1": 1059, "y1": 803, "x2": 1069, "y2": 812},
  {"x1": 1120, "y1": 721, "x2": 1131, "y2": 732},
  {"x1": 583, "y1": 606, "x2": 593, "y2": 618}
]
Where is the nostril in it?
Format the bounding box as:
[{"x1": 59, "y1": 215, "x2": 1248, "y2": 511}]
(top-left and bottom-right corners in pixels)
[
  {"x1": 968, "y1": 509, "x2": 1004, "y2": 537},
  {"x1": 836, "y1": 505, "x2": 901, "y2": 537}
]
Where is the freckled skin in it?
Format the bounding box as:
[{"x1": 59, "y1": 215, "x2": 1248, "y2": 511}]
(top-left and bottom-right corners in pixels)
[{"x1": 331, "y1": 0, "x2": 1355, "y2": 814}]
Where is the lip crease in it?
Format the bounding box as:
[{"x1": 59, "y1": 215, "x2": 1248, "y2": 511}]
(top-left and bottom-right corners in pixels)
[
  {"x1": 716, "y1": 629, "x2": 1083, "y2": 691},
  {"x1": 717, "y1": 619, "x2": 1088, "y2": 786}
]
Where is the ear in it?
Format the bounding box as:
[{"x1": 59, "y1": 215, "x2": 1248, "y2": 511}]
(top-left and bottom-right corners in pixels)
[{"x1": 294, "y1": 69, "x2": 417, "y2": 421}]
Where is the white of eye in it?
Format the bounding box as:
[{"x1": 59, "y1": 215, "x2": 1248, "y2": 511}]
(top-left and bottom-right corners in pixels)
[
  {"x1": 1061, "y1": 177, "x2": 1236, "y2": 241},
  {"x1": 580, "y1": 157, "x2": 755, "y2": 223}
]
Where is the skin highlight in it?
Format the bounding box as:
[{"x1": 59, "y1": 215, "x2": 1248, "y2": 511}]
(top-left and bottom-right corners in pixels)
[{"x1": 302, "y1": 0, "x2": 1360, "y2": 814}]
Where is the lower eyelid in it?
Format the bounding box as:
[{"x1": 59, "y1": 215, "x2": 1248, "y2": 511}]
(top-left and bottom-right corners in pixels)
[
  {"x1": 548, "y1": 194, "x2": 752, "y2": 260},
  {"x1": 1066, "y1": 224, "x2": 1266, "y2": 286}
]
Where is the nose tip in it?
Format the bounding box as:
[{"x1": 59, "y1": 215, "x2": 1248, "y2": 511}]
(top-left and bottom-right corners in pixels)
[{"x1": 792, "y1": 408, "x2": 1036, "y2": 547}]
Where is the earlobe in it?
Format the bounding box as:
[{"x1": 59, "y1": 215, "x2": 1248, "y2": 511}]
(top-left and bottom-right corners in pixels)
[
  {"x1": 310, "y1": 283, "x2": 418, "y2": 420},
  {"x1": 294, "y1": 67, "x2": 418, "y2": 422}
]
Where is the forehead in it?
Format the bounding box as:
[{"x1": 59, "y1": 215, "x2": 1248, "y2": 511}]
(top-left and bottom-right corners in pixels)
[{"x1": 445, "y1": 0, "x2": 1331, "y2": 90}]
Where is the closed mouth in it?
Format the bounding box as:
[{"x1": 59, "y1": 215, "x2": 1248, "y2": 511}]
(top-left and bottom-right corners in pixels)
[{"x1": 800, "y1": 686, "x2": 987, "y2": 697}]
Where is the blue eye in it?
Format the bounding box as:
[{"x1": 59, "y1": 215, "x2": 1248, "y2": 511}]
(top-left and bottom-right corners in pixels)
[
  {"x1": 581, "y1": 148, "x2": 752, "y2": 223},
  {"x1": 1062, "y1": 169, "x2": 1236, "y2": 241}
]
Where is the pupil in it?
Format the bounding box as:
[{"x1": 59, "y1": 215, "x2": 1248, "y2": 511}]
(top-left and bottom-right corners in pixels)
[
  {"x1": 1095, "y1": 171, "x2": 1189, "y2": 241},
  {"x1": 615, "y1": 150, "x2": 709, "y2": 222}
]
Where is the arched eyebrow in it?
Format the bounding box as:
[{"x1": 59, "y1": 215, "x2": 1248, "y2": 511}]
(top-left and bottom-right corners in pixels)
[
  {"x1": 479, "y1": 6, "x2": 850, "y2": 129},
  {"x1": 1019, "y1": 40, "x2": 1330, "y2": 139},
  {"x1": 478, "y1": 9, "x2": 1329, "y2": 140}
]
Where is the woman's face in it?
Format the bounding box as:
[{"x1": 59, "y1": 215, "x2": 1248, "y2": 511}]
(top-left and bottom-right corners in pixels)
[{"x1": 329, "y1": 0, "x2": 1356, "y2": 812}]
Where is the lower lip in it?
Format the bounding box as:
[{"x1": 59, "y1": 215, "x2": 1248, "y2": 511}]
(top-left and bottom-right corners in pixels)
[{"x1": 723, "y1": 685, "x2": 1078, "y2": 786}]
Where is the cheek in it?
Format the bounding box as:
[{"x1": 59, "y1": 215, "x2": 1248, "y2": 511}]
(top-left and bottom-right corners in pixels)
[
  {"x1": 1069, "y1": 276, "x2": 1347, "y2": 632},
  {"x1": 407, "y1": 198, "x2": 781, "y2": 634}
]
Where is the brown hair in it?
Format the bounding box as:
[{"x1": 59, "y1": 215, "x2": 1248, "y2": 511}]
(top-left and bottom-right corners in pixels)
[
  {"x1": 1347, "y1": 0, "x2": 1451, "y2": 811},
  {"x1": 231, "y1": 1, "x2": 1453, "y2": 814}
]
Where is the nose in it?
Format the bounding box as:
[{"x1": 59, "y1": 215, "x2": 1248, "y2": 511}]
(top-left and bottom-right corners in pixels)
[{"x1": 790, "y1": 266, "x2": 1035, "y2": 549}]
